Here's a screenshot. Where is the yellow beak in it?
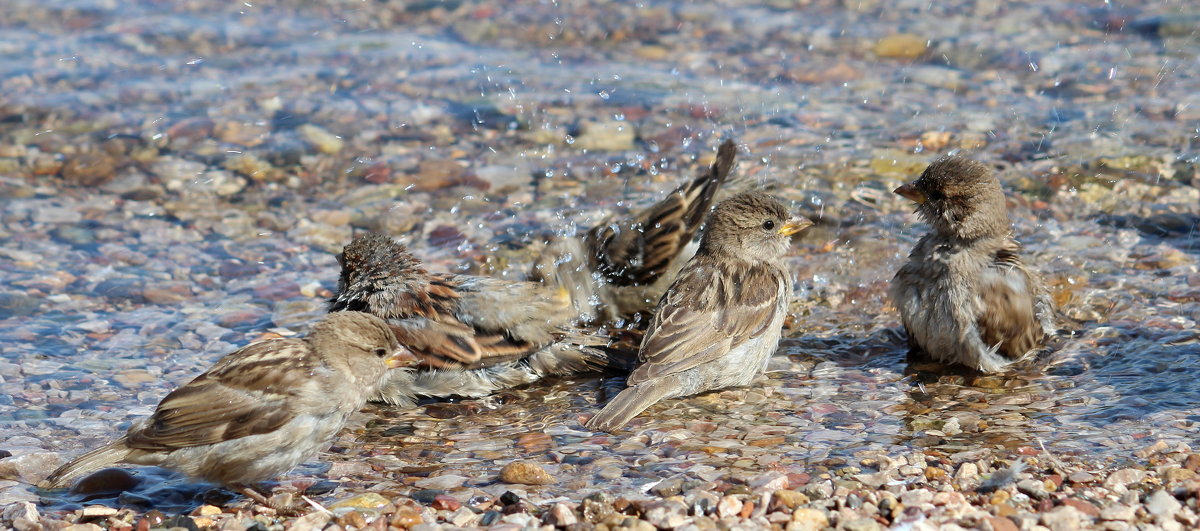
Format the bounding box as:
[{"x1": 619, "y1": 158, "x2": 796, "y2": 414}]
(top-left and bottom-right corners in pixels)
[
  {"x1": 385, "y1": 346, "x2": 420, "y2": 369},
  {"x1": 777, "y1": 217, "x2": 814, "y2": 236},
  {"x1": 894, "y1": 183, "x2": 926, "y2": 204}
]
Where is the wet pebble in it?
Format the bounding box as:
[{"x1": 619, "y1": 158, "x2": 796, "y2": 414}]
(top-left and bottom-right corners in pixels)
[
  {"x1": 413, "y1": 474, "x2": 467, "y2": 490},
  {"x1": 572, "y1": 120, "x2": 635, "y2": 151},
  {"x1": 0, "y1": 293, "x2": 40, "y2": 319},
  {"x1": 873, "y1": 33, "x2": 927, "y2": 59},
  {"x1": 61, "y1": 153, "x2": 116, "y2": 187},
  {"x1": 498, "y1": 460, "x2": 555, "y2": 485},
  {"x1": 70, "y1": 468, "x2": 140, "y2": 495},
  {"x1": 328, "y1": 492, "x2": 390, "y2": 511},
  {"x1": 0, "y1": 452, "x2": 62, "y2": 484},
  {"x1": 298, "y1": 124, "x2": 343, "y2": 155}
]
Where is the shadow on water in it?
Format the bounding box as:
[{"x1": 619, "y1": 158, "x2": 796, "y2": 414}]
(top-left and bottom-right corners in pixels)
[{"x1": 37, "y1": 465, "x2": 341, "y2": 514}]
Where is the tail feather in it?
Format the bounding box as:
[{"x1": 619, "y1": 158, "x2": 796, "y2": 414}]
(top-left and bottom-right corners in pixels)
[
  {"x1": 585, "y1": 377, "x2": 680, "y2": 433},
  {"x1": 39, "y1": 441, "x2": 132, "y2": 489}
]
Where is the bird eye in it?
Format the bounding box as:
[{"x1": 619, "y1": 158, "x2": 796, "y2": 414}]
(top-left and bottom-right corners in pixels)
[
  {"x1": 762, "y1": 220, "x2": 775, "y2": 231},
  {"x1": 374, "y1": 348, "x2": 388, "y2": 358}
]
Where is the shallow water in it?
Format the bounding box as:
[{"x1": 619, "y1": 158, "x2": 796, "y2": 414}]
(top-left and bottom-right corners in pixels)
[{"x1": 2, "y1": 0, "x2": 1198, "y2": 514}]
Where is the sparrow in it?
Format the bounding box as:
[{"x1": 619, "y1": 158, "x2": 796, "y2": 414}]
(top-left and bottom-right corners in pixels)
[
  {"x1": 329, "y1": 233, "x2": 635, "y2": 408},
  {"x1": 585, "y1": 191, "x2": 812, "y2": 432},
  {"x1": 40, "y1": 312, "x2": 416, "y2": 501},
  {"x1": 889, "y1": 156, "x2": 1054, "y2": 373},
  {"x1": 531, "y1": 139, "x2": 738, "y2": 325}
]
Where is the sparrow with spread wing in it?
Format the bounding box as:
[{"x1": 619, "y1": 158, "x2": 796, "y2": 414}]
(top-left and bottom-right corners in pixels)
[
  {"x1": 329, "y1": 233, "x2": 634, "y2": 407},
  {"x1": 532, "y1": 139, "x2": 739, "y2": 325}
]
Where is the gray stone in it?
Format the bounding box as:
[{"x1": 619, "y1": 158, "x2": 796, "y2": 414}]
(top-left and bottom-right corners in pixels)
[
  {"x1": 1017, "y1": 478, "x2": 1050, "y2": 500},
  {"x1": 545, "y1": 502, "x2": 577, "y2": 527},
  {"x1": 643, "y1": 500, "x2": 690, "y2": 529},
  {"x1": 1146, "y1": 490, "x2": 1181, "y2": 521},
  {"x1": 1103, "y1": 468, "x2": 1146, "y2": 489},
  {"x1": 1099, "y1": 504, "x2": 1136, "y2": 521},
  {"x1": 1039, "y1": 506, "x2": 1083, "y2": 531},
  {"x1": 0, "y1": 452, "x2": 62, "y2": 484},
  {"x1": 414, "y1": 474, "x2": 467, "y2": 490},
  {"x1": 1067, "y1": 471, "x2": 1095, "y2": 483}
]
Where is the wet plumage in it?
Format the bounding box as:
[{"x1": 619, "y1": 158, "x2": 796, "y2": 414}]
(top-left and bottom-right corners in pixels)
[
  {"x1": 330, "y1": 233, "x2": 634, "y2": 407},
  {"x1": 41, "y1": 312, "x2": 413, "y2": 491},
  {"x1": 890, "y1": 156, "x2": 1053, "y2": 372},
  {"x1": 532, "y1": 139, "x2": 738, "y2": 325},
  {"x1": 586, "y1": 191, "x2": 812, "y2": 432}
]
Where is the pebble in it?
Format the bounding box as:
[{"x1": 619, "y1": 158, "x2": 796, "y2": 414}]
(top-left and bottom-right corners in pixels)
[
  {"x1": 1059, "y1": 498, "x2": 1100, "y2": 518},
  {"x1": 289, "y1": 511, "x2": 331, "y2": 531},
  {"x1": 789, "y1": 508, "x2": 829, "y2": 531},
  {"x1": 840, "y1": 517, "x2": 883, "y2": 531},
  {"x1": 572, "y1": 120, "x2": 635, "y2": 151},
  {"x1": 61, "y1": 153, "x2": 116, "y2": 186},
  {"x1": 431, "y1": 494, "x2": 461, "y2": 511},
  {"x1": 0, "y1": 293, "x2": 40, "y2": 319},
  {"x1": 1039, "y1": 506, "x2": 1084, "y2": 531},
  {"x1": 2, "y1": 501, "x2": 39, "y2": 526},
  {"x1": 1067, "y1": 471, "x2": 1095, "y2": 483},
  {"x1": 545, "y1": 502, "x2": 577, "y2": 527},
  {"x1": 413, "y1": 474, "x2": 467, "y2": 490},
  {"x1": 447, "y1": 506, "x2": 476, "y2": 526},
  {"x1": 1016, "y1": 478, "x2": 1050, "y2": 500},
  {"x1": 0, "y1": 452, "x2": 62, "y2": 484},
  {"x1": 1099, "y1": 504, "x2": 1137, "y2": 521},
  {"x1": 1184, "y1": 454, "x2": 1200, "y2": 472},
  {"x1": 873, "y1": 33, "x2": 927, "y2": 59},
  {"x1": 716, "y1": 496, "x2": 742, "y2": 518},
  {"x1": 596, "y1": 465, "x2": 623, "y2": 480},
  {"x1": 71, "y1": 468, "x2": 139, "y2": 495},
  {"x1": 772, "y1": 489, "x2": 810, "y2": 509},
  {"x1": 298, "y1": 124, "x2": 343, "y2": 154},
  {"x1": 475, "y1": 165, "x2": 531, "y2": 193},
  {"x1": 411, "y1": 159, "x2": 467, "y2": 191},
  {"x1": 1103, "y1": 468, "x2": 1146, "y2": 489},
  {"x1": 498, "y1": 460, "x2": 555, "y2": 485},
  {"x1": 328, "y1": 492, "x2": 390, "y2": 511},
  {"x1": 1145, "y1": 490, "x2": 1181, "y2": 521},
  {"x1": 643, "y1": 500, "x2": 689, "y2": 528}
]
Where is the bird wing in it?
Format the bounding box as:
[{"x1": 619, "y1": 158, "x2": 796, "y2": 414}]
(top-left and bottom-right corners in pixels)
[
  {"x1": 124, "y1": 339, "x2": 315, "y2": 451},
  {"x1": 388, "y1": 318, "x2": 484, "y2": 368},
  {"x1": 448, "y1": 275, "x2": 572, "y2": 342},
  {"x1": 586, "y1": 139, "x2": 736, "y2": 287},
  {"x1": 976, "y1": 242, "x2": 1045, "y2": 359},
  {"x1": 627, "y1": 259, "x2": 783, "y2": 385}
]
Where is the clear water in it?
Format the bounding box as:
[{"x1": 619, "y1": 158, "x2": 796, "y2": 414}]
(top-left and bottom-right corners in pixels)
[{"x1": 2, "y1": 0, "x2": 1197, "y2": 514}]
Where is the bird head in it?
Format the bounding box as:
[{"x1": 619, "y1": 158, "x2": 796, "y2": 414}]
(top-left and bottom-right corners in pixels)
[
  {"x1": 701, "y1": 191, "x2": 812, "y2": 261},
  {"x1": 895, "y1": 156, "x2": 1009, "y2": 240}
]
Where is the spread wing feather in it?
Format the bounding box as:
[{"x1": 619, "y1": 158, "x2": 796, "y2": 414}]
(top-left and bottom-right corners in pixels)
[{"x1": 977, "y1": 243, "x2": 1045, "y2": 359}]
